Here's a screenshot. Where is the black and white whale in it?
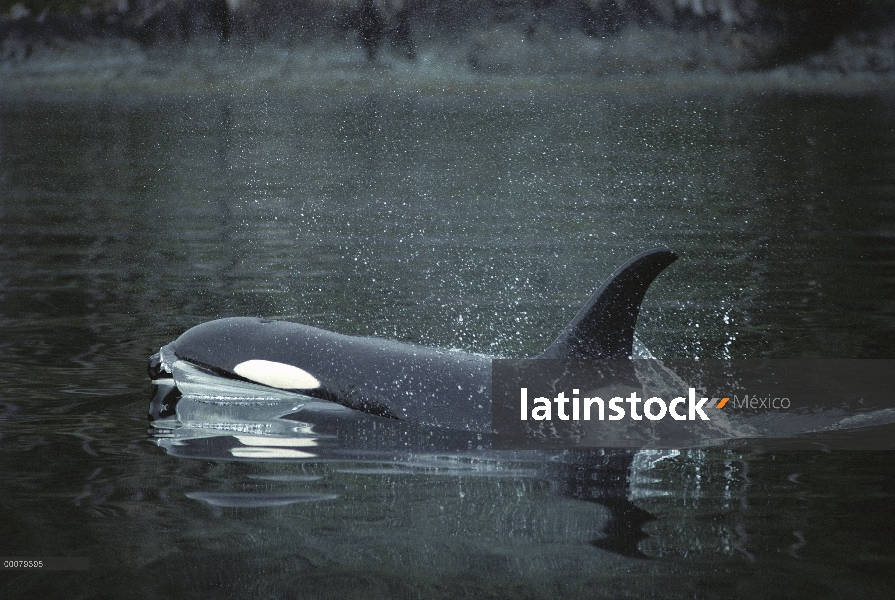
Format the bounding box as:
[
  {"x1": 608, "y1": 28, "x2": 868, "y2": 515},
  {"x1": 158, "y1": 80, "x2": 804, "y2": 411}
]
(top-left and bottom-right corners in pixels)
[
  {"x1": 148, "y1": 248, "x2": 677, "y2": 433},
  {"x1": 148, "y1": 247, "x2": 677, "y2": 558}
]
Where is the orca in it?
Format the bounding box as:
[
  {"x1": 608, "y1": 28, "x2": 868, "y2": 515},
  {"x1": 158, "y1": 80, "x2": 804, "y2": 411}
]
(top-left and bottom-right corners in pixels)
[
  {"x1": 148, "y1": 247, "x2": 677, "y2": 434},
  {"x1": 148, "y1": 247, "x2": 677, "y2": 558}
]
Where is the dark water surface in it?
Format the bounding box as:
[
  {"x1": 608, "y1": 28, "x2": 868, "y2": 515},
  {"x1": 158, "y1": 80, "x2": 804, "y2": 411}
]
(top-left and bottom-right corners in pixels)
[{"x1": 2, "y1": 89, "x2": 895, "y2": 598}]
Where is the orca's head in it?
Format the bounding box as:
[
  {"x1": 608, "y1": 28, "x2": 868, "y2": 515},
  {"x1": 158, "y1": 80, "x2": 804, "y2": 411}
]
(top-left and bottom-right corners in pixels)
[
  {"x1": 147, "y1": 317, "x2": 323, "y2": 392},
  {"x1": 148, "y1": 317, "x2": 409, "y2": 421}
]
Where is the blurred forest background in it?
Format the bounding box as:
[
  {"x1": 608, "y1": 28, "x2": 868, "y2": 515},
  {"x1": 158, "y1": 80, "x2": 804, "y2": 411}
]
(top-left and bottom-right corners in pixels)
[{"x1": 2, "y1": 1, "x2": 894, "y2": 75}]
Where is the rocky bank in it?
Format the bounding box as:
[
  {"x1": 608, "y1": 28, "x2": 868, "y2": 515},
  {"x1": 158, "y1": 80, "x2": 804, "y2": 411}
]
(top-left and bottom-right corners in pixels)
[{"x1": 1, "y1": 0, "x2": 894, "y2": 96}]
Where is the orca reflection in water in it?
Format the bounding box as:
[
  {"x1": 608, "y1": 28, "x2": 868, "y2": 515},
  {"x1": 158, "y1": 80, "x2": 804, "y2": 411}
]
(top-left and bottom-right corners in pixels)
[{"x1": 148, "y1": 247, "x2": 677, "y2": 557}]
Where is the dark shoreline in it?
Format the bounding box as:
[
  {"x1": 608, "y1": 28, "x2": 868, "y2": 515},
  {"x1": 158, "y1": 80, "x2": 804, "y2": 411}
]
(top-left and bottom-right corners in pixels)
[
  {"x1": 2, "y1": 40, "x2": 894, "y2": 103},
  {"x1": 2, "y1": 1, "x2": 894, "y2": 99}
]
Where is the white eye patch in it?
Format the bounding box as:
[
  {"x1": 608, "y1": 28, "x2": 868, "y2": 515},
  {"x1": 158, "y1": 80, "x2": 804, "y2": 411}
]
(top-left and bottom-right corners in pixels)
[{"x1": 233, "y1": 360, "x2": 321, "y2": 390}]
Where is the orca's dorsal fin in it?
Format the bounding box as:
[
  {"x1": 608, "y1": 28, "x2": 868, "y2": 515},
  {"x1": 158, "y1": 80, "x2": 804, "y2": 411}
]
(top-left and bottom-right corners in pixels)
[{"x1": 538, "y1": 248, "x2": 678, "y2": 360}]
